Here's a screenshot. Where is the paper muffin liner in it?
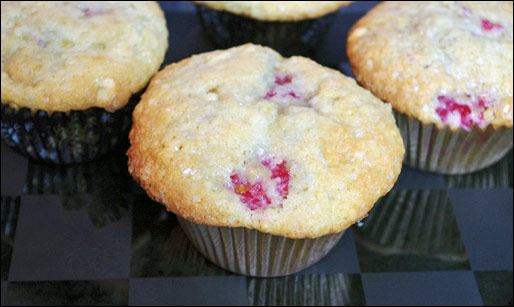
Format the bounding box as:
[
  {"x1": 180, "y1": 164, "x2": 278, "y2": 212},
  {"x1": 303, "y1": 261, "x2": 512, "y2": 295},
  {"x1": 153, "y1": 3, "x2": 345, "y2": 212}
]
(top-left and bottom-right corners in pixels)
[
  {"x1": 1, "y1": 99, "x2": 136, "y2": 164},
  {"x1": 353, "y1": 190, "x2": 467, "y2": 262},
  {"x1": 195, "y1": 5, "x2": 337, "y2": 56},
  {"x1": 394, "y1": 111, "x2": 513, "y2": 174},
  {"x1": 177, "y1": 217, "x2": 344, "y2": 277}
]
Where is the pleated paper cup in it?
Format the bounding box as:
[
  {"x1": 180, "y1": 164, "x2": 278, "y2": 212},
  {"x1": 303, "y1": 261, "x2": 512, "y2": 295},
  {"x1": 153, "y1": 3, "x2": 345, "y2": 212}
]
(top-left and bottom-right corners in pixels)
[
  {"x1": 1, "y1": 98, "x2": 136, "y2": 164},
  {"x1": 395, "y1": 111, "x2": 513, "y2": 174},
  {"x1": 195, "y1": 5, "x2": 337, "y2": 57},
  {"x1": 177, "y1": 217, "x2": 344, "y2": 277}
]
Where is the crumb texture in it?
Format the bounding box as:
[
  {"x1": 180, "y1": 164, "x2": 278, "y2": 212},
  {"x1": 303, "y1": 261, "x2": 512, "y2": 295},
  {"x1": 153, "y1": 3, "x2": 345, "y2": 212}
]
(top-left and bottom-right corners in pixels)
[
  {"x1": 193, "y1": 1, "x2": 352, "y2": 21},
  {"x1": 128, "y1": 44, "x2": 404, "y2": 238},
  {"x1": 1, "y1": 1, "x2": 168, "y2": 112},
  {"x1": 347, "y1": 1, "x2": 513, "y2": 129}
]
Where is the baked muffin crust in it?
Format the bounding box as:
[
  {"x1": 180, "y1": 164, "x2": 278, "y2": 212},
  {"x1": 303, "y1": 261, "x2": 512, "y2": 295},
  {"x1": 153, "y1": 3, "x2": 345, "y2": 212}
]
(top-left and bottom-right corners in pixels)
[
  {"x1": 128, "y1": 44, "x2": 404, "y2": 238},
  {"x1": 1, "y1": 1, "x2": 168, "y2": 112}
]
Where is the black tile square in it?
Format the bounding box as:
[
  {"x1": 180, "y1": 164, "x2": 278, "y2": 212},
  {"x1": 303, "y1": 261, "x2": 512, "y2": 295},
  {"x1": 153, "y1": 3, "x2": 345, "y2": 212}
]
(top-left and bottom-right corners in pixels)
[
  {"x1": 129, "y1": 276, "x2": 248, "y2": 306},
  {"x1": 449, "y1": 189, "x2": 513, "y2": 271},
  {"x1": 444, "y1": 150, "x2": 513, "y2": 188},
  {"x1": 354, "y1": 190, "x2": 470, "y2": 272},
  {"x1": 1, "y1": 196, "x2": 21, "y2": 281},
  {"x1": 393, "y1": 166, "x2": 446, "y2": 189},
  {"x1": 131, "y1": 195, "x2": 229, "y2": 277},
  {"x1": 23, "y1": 150, "x2": 136, "y2": 196},
  {"x1": 300, "y1": 230, "x2": 360, "y2": 275},
  {"x1": 5, "y1": 279, "x2": 128, "y2": 306},
  {"x1": 247, "y1": 274, "x2": 365, "y2": 306},
  {"x1": 9, "y1": 195, "x2": 131, "y2": 281},
  {"x1": 361, "y1": 271, "x2": 482, "y2": 306},
  {"x1": 1, "y1": 142, "x2": 28, "y2": 195},
  {"x1": 474, "y1": 271, "x2": 513, "y2": 306},
  {"x1": 315, "y1": 2, "x2": 381, "y2": 69},
  {"x1": 158, "y1": 1, "x2": 195, "y2": 13},
  {"x1": 162, "y1": 12, "x2": 214, "y2": 67}
]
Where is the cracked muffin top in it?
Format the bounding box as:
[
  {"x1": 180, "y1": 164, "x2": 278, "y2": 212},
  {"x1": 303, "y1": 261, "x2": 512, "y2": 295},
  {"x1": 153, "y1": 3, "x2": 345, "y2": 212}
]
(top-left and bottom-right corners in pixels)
[
  {"x1": 193, "y1": 1, "x2": 353, "y2": 21},
  {"x1": 127, "y1": 44, "x2": 404, "y2": 239},
  {"x1": 347, "y1": 1, "x2": 513, "y2": 130},
  {"x1": 1, "y1": 1, "x2": 168, "y2": 112}
]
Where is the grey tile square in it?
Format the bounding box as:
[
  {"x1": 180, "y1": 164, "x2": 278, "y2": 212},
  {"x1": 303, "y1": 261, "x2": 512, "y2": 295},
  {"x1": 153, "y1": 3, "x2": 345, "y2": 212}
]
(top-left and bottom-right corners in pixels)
[
  {"x1": 444, "y1": 150, "x2": 513, "y2": 188},
  {"x1": 129, "y1": 276, "x2": 248, "y2": 306},
  {"x1": 474, "y1": 271, "x2": 513, "y2": 306},
  {"x1": 354, "y1": 190, "x2": 470, "y2": 272},
  {"x1": 1, "y1": 281, "x2": 7, "y2": 306},
  {"x1": 131, "y1": 195, "x2": 229, "y2": 277},
  {"x1": 301, "y1": 230, "x2": 360, "y2": 275},
  {"x1": 1, "y1": 196, "x2": 20, "y2": 281},
  {"x1": 361, "y1": 271, "x2": 482, "y2": 306},
  {"x1": 9, "y1": 195, "x2": 132, "y2": 281},
  {"x1": 1, "y1": 142, "x2": 28, "y2": 195},
  {"x1": 449, "y1": 189, "x2": 513, "y2": 271},
  {"x1": 5, "y1": 279, "x2": 128, "y2": 306},
  {"x1": 246, "y1": 274, "x2": 365, "y2": 306}
]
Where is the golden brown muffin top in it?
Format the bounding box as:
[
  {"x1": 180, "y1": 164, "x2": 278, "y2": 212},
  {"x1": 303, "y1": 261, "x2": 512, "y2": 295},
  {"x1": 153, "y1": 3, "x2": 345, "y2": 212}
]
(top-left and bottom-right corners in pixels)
[
  {"x1": 128, "y1": 44, "x2": 404, "y2": 238},
  {"x1": 1, "y1": 1, "x2": 168, "y2": 112},
  {"x1": 348, "y1": 1, "x2": 513, "y2": 130},
  {"x1": 193, "y1": 1, "x2": 353, "y2": 21}
]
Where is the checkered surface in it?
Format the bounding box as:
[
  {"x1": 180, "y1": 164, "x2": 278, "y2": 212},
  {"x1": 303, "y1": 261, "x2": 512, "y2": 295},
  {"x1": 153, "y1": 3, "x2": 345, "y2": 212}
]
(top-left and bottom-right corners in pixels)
[{"x1": 1, "y1": 2, "x2": 512, "y2": 306}]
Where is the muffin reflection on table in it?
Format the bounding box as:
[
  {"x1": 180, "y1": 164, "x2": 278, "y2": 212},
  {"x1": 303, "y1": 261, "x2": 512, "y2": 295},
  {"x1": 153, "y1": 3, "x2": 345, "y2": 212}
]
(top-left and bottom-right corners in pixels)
[
  {"x1": 347, "y1": 1, "x2": 513, "y2": 174},
  {"x1": 193, "y1": 1, "x2": 353, "y2": 56},
  {"x1": 131, "y1": 201, "x2": 229, "y2": 278},
  {"x1": 1, "y1": 1, "x2": 168, "y2": 164},
  {"x1": 127, "y1": 44, "x2": 404, "y2": 276},
  {"x1": 1, "y1": 196, "x2": 21, "y2": 281},
  {"x1": 23, "y1": 155, "x2": 131, "y2": 228},
  {"x1": 354, "y1": 190, "x2": 468, "y2": 263},
  {"x1": 247, "y1": 274, "x2": 365, "y2": 306}
]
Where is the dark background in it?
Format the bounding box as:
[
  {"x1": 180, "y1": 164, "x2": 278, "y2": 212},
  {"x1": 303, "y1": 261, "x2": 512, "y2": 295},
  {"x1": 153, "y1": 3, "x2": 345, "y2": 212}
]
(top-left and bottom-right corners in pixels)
[{"x1": 1, "y1": 1, "x2": 512, "y2": 306}]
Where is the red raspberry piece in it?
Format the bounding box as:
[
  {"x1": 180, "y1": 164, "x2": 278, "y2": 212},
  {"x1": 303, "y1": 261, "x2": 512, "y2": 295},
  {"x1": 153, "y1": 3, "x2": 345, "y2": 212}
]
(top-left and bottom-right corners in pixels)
[
  {"x1": 264, "y1": 89, "x2": 277, "y2": 99},
  {"x1": 275, "y1": 75, "x2": 292, "y2": 85},
  {"x1": 477, "y1": 99, "x2": 489, "y2": 109},
  {"x1": 230, "y1": 174, "x2": 271, "y2": 210},
  {"x1": 261, "y1": 159, "x2": 290, "y2": 199},
  {"x1": 265, "y1": 75, "x2": 298, "y2": 100},
  {"x1": 436, "y1": 95, "x2": 481, "y2": 129},
  {"x1": 436, "y1": 107, "x2": 449, "y2": 122},
  {"x1": 481, "y1": 19, "x2": 503, "y2": 31},
  {"x1": 288, "y1": 91, "x2": 299, "y2": 99}
]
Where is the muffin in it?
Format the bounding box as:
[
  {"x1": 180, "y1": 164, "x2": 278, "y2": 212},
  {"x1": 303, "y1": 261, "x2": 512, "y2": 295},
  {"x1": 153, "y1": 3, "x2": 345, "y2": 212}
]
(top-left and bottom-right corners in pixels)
[
  {"x1": 193, "y1": 1, "x2": 353, "y2": 56},
  {"x1": 1, "y1": 1, "x2": 168, "y2": 164},
  {"x1": 347, "y1": 1, "x2": 513, "y2": 174},
  {"x1": 127, "y1": 44, "x2": 404, "y2": 276}
]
